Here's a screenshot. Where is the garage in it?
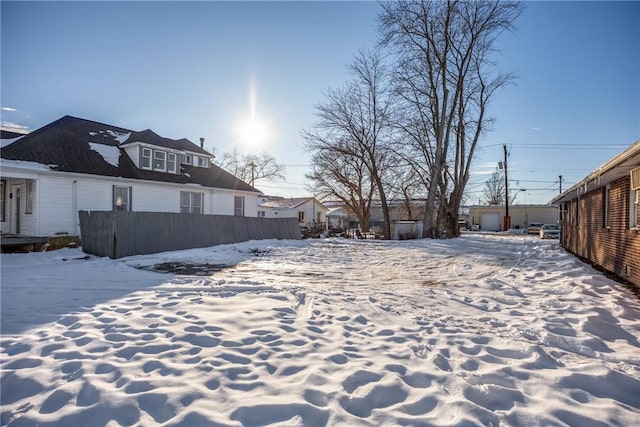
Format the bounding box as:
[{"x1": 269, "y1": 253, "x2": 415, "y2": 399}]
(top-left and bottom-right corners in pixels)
[{"x1": 480, "y1": 212, "x2": 501, "y2": 231}]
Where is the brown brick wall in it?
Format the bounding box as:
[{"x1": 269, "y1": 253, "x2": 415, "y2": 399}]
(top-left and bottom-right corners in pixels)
[{"x1": 561, "y1": 176, "x2": 640, "y2": 288}]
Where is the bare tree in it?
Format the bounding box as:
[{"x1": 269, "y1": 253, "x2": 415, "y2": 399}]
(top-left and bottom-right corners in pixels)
[
  {"x1": 306, "y1": 149, "x2": 376, "y2": 232},
  {"x1": 380, "y1": 0, "x2": 523, "y2": 238},
  {"x1": 384, "y1": 161, "x2": 424, "y2": 220},
  {"x1": 481, "y1": 171, "x2": 504, "y2": 205},
  {"x1": 217, "y1": 148, "x2": 285, "y2": 186},
  {"x1": 302, "y1": 49, "x2": 394, "y2": 238},
  {"x1": 481, "y1": 171, "x2": 517, "y2": 205}
]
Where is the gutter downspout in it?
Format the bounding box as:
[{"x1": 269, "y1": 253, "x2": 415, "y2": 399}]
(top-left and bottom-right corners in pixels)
[{"x1": 72, "y1": 180, "x2": 78, "y2": 235}]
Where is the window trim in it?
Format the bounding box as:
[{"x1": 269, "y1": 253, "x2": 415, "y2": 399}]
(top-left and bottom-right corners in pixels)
[
  {"x1": 113, "y1": 185, "x2": 132, "y2": 211},
  {"x1": 167, "y1": 152, "x2": 177, "y2": 174},
  {"x1": 0, "y1": 179, "x2": 5, "y2": 222},
  {"x1": 234, "y1": 196, "x2": 245, "y2": 217},
  {"x1": 153, "y1": 150, "x2": 167, "y2": 171},
  {"x1": 180, "y1": 191, "x2": 204, "y2": 214},
  {"x1": 603, "y1": 185, "x2": 610, "y2": 229},
  {"x1": 631, "y1": 188, "x2": 639, "y2": 230},
  {"x1": 25, "y1": 180, "x2": 35, "y2": 214},
  {"x1": 141, "y1": 147, "x2": 152, "y2": 170},
  {"x1": 298, "y1": 211, "x2": 305, "y2": 223}
]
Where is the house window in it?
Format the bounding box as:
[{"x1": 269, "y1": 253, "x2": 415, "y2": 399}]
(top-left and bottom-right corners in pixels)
[
  {"x1": 167, "y1": 153, "x2": 177, "y2": 174},
  {"x1": 182, "y1": 154, "x2": 192, "y2": 165},
  {"x1": 181, "y1": 191, "x2": 203, "y2": 214},
  {"x1": 258, "y1": 210, "x2": 266, "y2": 218},
  {"x1": 198, "y1": 157, "x2": 209, "y2": 168},
  {"x1": 153, "y1": 150, "x2": 166, "y2": 171},
  {"x1": 113, "y1": 186, "x2": 132, "y2": 211},
  {"x1": 603, "y1": 185, "x2": 610, "y2": 228},
  {"x1": 0, "y1": 179, "x2": 5, "y2": 222},
  {"x1": 25, "y1": 180, "x2": 35, "y2": 214},
  {"x1": 631, "y1": 188, "x2": 639, "y2": 229},
  {"x1": 234, "y1": 196, "x2": 244, "y2": 217},
  {"x1": 141, "y1": 148, "x2": 152, "y2": 169},
  {"x1": 298, "y1": 211, "x2": 305, "y2": 223}
]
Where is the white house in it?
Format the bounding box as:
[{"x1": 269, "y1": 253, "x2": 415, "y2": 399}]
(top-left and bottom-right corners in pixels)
[
  {"x1": 257, "y1": 196, "x2": 328, "y2": 229},
  {"x1": 0, "y1": 116, "x2": 261, "y2": 238}
]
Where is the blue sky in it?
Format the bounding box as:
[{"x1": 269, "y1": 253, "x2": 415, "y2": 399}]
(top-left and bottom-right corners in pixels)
[{"x1": 1, "y1": 1, "x2": 638, "y2": 204}]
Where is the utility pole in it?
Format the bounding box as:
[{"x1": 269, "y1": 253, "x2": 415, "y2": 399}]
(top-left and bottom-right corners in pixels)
[
  {"x1": 250, "y1": 161, "x2": 255, "y2": 187},
  {"x1": 559, "y1": 175, "x2": 563, "y2": 194},
  {"x1": 504, "y1": 144, "x2": 510, "y2": 230}
]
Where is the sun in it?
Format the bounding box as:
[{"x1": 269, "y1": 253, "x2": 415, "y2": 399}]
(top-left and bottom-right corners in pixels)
[
  {"x1": 236, "y1": 115, "x2": 270, "y2": 148},
  {"x1": 233, "y1": 76, "x2": 273, "y2": 150}
]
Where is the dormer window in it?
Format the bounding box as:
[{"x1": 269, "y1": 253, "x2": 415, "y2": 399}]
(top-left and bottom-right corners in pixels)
[
  {"x1": 153, "y1": 151, "x2": 166, "y2": 171},
  {"x1": 180, "y1": 153, "x2": 210, "y2": 168},
  {"x1": 139, "y1": 147, "x2": 179, "y2": 174},
  {"x1": 141, "y1": 148, "x2": 152, "y2": 169},
  {"x1": 167, "y1": 153, "x2": 177, "y2": 173}
]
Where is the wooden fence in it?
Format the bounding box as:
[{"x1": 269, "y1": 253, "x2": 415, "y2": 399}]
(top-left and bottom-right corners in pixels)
[{"x1": 79, "y1": 211, "x2": 301, "y2": 259}]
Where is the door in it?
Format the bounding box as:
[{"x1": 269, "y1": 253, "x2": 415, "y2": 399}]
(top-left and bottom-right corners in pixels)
[
  {"x1": 480, "y1": 212, "x2": 500, "y2": 232},
  {"x1": 11, "y1": 185, "x2": 21, "y2": 234}
]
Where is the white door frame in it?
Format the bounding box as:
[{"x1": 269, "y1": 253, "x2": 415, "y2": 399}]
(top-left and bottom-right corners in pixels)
[{"x1": 10, "y1": 184, "x2": 23, "y2": 234}]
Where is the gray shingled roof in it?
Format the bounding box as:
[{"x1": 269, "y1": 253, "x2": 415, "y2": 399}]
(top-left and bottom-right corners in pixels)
[{"x1": 0, "y1": 115, "x2": 259, "y2": 193}]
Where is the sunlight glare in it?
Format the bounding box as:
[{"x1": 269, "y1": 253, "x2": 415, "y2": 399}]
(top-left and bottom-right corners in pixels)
[
  {"x1": 234, "y1": 76, "x2": 272, "y2": 149},
  {"x1": 237, "y1": 116, "x2": 270, "y2": 147}
]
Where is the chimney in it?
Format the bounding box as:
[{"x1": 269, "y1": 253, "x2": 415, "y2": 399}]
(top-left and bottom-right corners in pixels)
[{"x1": 199, "y1": 137, "x2": 205, "y2": 149}]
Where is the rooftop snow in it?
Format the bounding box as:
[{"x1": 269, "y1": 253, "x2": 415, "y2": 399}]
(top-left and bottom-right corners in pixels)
[
  {"x1": 89, "y1": 142, "x2": 120, "y2": 167},
  {"x1": 0, "y1": 158, "x2": 55, "y2": 171}
]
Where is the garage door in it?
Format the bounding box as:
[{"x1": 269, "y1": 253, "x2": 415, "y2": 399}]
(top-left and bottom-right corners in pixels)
[{"x1": 480, "y1": 212, "x2": 500, "y2": 231}]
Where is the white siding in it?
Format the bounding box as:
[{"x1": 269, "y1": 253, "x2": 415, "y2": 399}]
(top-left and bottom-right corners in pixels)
[
  {"x1": 132, "y1": 182, "x2": 182, "y2": 212},
  {"x1": 258, "y1": 200, "x2": 327, "y2": 224},
  {"x1": 16, "y1": 179, "x2": 37, "y2": 235},
  {"x1": 37, "y1": 175, "x2": 76, "y2": 236},
  {"x1": 262, "y1": 208, "x2": 296, "y2": 219},
  {"x1": 1, "y1": 180, "x2": 36, "y2": 234},
  {"x1": 123, "y1": 146, "x2": 140, "y2": 168},
  {"x1": 296, "y1": 200, "x2": 327, "y2": 226},
  {"x1": 244, "y1": 194, "x2": 258, "y2": 217},
  {"x1": 211, "y1": 191, "x2": 233, "y2": 216},
  {"x1": 2, "y1": 167, "x2": 260, "y2": 236}
]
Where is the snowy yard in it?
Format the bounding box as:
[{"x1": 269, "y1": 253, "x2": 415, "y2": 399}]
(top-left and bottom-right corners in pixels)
[{"x1": 1, "y1": 234, "x2": 639, "y2": 426}]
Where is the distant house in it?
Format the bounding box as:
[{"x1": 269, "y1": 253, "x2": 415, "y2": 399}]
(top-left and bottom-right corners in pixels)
[
  {"x1": 552, "y1": 140, "x2": 640, "y2": 288},
  {"x1": 325, "y1": 199, "x2": 427, "y2": 230},
  {"x1": 324, "y1": 199, "x2": 428, "y2": 240},
  {"x1": 258, "y1": 196, "x2": 328, "y2": 230},
  {"x1": 468, "y1": 205, "x2": 559, "y2": 232},
  {"x1": 0, "y1": 116, "x2": 260, "y2": 238}
]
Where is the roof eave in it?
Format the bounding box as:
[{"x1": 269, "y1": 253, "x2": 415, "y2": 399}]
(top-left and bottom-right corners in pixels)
[{"x1": 551, "y1": 140, "x2": 640, "y2": 205}]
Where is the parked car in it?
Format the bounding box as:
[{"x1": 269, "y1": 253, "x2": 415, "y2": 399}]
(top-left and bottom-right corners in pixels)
[
  {"x1": 527, "y1": 222, "x2": 544, "y2": 235},
  {"x1": 539, "y1": 224, "x2": 560, "y2": 239}
]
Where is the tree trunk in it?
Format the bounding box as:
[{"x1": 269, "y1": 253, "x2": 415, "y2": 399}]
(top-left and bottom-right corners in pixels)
[{"x1": 373, "y1": 175, "x2": 392, "y2": 239}]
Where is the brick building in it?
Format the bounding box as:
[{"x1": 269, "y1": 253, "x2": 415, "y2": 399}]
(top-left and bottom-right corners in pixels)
[{"x1": 552, "y1": 141, "x2": 640, "y2": 288}]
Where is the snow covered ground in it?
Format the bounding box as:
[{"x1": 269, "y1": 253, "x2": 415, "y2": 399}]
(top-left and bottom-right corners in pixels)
[{"x1": 1, "y1": 234, "x2": 639, "y2": 426}]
